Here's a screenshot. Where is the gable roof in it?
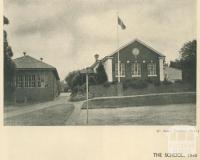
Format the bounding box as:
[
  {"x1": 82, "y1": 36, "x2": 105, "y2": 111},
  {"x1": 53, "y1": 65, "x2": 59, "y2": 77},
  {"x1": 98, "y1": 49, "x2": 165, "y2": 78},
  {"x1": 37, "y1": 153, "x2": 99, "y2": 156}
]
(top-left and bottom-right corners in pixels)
[
  {"x1": 89, "y1": 38, "x2": 165, "y2": 70},
  {"x1": 14, "y1": 55, "x2": 56, "y2": 69},
  {"x1": 14, "y1": 55, "x2": 60, "y2": 80},
  {"x1": 107, "y1": 38, "x2": 165, "y2": 58}
]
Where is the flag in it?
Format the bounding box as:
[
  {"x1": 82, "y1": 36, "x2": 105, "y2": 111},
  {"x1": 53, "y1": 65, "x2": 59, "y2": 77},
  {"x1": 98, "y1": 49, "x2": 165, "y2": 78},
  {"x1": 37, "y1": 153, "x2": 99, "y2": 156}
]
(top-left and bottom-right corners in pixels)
[{"x1": 118, "y1": 16, "x2": 126, "y2": 29}]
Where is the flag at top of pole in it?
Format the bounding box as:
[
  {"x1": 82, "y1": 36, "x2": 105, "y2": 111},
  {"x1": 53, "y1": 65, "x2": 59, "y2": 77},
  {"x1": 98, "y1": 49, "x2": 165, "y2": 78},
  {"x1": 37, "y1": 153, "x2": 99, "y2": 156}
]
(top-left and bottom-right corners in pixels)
[{"x1": 118, "y1": 16, "x2": 126, "y2": 30}]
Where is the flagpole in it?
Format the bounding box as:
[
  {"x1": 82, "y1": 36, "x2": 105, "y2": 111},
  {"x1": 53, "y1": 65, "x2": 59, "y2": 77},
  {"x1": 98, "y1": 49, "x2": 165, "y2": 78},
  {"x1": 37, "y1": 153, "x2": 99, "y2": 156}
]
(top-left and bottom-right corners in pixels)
[{"x1": 117, "y1": 12, "x2": 120, "y2": 83}]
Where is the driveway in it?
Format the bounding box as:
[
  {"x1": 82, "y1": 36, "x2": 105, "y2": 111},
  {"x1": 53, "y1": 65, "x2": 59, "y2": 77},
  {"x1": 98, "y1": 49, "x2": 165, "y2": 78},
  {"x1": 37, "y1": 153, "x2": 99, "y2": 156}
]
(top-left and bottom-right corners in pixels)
[
  {"x1": 4, "y1": 93, "x2": 71, "y2": 119},
  {"x1": 4, "y1": 93, "x2": 76, "y2": 126}
]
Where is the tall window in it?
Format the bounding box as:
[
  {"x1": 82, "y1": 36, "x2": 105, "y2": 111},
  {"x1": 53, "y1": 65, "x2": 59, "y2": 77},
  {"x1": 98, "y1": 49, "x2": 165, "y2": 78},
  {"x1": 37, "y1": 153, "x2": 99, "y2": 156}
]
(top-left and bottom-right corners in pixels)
[
  {"x1": 131, "y1": 63, "x2": 141, "y2": 77},
  {"x1": 16, "y1": 75, "x2": 36, "y2": 88},
  {"x1": 37, "y1": 73, "x2": 48, "y2": 88},
  {"x1": 115, "y1": 62, "x2": 125, "y2": 77},
  {"x1": 30, "y1": 75, "x2": 36, "y2": 87},
  {"x1": 16, "y1": 75, "x2": 23, "y2": 88},
  {"x1": 120, "y1": 63, "x2": 125, "y2": 77},
  {"x1": 24, "y1": 75, "x2": 29, "y2": 88},
  {"x1": 147, "y1": 63, "x2": 157, "y2": 76}
]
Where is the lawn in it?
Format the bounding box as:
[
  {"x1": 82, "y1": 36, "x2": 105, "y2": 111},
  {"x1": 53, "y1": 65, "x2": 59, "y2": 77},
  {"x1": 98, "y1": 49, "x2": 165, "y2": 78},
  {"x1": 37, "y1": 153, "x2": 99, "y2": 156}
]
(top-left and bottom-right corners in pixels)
[
  {"x1": 82, "y1": 92, "x2": 196, "y2": 109},
  {"x1": 76, "y1": 103, "x2": 196, "y2": 125},
  {"x1": 71, "y1": 81, "x2": 195, "y2": 102},
  {"x1": 123, "y1": 82, "x2": 195, "y2": 96},
  {"x1": 4, "y1": 104, "x2": 74, "y2": 126}
]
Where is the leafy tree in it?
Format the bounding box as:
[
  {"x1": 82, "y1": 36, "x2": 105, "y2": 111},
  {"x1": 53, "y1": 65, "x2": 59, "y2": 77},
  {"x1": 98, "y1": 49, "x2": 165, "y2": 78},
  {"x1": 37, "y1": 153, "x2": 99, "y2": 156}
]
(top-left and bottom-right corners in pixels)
[
  {"x1": 65, "y1": 70, "x2": 86, "y2": 94},
  {"x1": 96, "y1": 62, "x2": 107, "y2": 84},
  {"x1": 4, "y1": 16, "x2": 16, "y2": 102},
  {"x1": 179, "y1": 40, "x2": 196, "y2": 84},
  {"x1": 170, "y1": 60, "x2": 181, "y2": 69},
  {"x1": 65, "y1": 62, "x2": 107, "y2": 95},
  {"x1": 65, "y1": 71, "x2": 79, "y2": 90}
]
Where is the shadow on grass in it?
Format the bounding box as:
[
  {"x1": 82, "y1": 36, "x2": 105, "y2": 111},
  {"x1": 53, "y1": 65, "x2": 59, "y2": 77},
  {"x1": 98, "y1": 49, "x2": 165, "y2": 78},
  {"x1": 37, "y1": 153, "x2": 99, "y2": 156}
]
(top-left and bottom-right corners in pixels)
[{"x1": 4, "y1": 104, "x2": 74, "y2": 126}]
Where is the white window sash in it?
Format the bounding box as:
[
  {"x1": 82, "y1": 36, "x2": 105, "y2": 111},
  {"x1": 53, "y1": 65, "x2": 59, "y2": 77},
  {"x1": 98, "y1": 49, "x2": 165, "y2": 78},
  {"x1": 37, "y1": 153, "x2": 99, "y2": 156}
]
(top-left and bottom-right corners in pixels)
[
  {"x1": 132, "y1": 63, "x2": 141, "y2": 77},
  {"x1": 115, "y1": 62, "x2": 125, "y2": 77},
  {"x1": 148, "y1": 63, "x2": 157, "y2": 76}
]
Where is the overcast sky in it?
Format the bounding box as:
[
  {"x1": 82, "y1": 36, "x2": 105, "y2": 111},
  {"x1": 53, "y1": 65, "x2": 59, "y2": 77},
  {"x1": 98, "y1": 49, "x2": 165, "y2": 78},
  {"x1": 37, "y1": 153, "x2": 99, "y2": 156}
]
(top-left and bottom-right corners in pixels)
[{"x1": 4, "y1": 0, "x2": 196, "y2": 80}]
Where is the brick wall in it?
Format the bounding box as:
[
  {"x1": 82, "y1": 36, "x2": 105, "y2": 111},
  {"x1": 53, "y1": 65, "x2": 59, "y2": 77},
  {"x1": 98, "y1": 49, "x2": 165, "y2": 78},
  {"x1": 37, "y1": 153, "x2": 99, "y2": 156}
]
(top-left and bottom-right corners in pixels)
[{"x1": 111, "y1": 41, "x2": 161, "y2": 82}]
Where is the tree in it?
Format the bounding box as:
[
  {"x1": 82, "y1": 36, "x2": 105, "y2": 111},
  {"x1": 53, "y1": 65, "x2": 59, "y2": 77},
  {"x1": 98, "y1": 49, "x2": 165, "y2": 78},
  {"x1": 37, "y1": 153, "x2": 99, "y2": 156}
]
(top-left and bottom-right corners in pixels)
[
  {"x1": 65, "y1": 71, "x2": 79, "y2": 89},
  {"x1": 4, "y1": 16, "x2": 16, "y2": 102},
  {"x1": 96, "y1": 62, "x2": 107, "y2": 84},
  {"x1": 170, "y1": 60, "x2": 181, "y2": 69},
  {"x1": 65, "y1": 70, "x2": 86, "y2": 94},
  {"x1": 179, "y1": 40, "x2": 196, "y2": 84}
]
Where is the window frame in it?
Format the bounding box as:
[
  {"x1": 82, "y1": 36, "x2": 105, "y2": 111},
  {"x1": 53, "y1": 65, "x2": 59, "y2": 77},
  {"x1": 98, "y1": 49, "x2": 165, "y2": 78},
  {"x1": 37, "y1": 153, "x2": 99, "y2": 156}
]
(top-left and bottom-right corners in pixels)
[
  {"x1": 37, "y1": 73, "x2": 48, "y2": 88},
  {"x1": 147, "y1": 62, "x2": 157, "y2": 77},
  {"x1": 115, "y1": 62, "x2": 125, "y2": 77},
  {"x1": 16, "y1": 75, "x2": 24, "y2": 88},
  {"x1": 16, "y1": 74, "x2": 37, "y2": 88},
  {"x1": 131, "y1": 63, "x2": 141, "y2": 77}
]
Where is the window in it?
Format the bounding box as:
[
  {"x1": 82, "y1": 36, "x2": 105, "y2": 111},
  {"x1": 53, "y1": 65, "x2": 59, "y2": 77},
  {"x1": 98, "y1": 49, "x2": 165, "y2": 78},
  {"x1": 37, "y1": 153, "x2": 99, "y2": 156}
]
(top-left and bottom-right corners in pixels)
[
  {"x1": 24, "y1": 75, "x2": 36, "y2": 88},
  {"x1": 147, "y1": 63, "x2": 157, "y2": 76},
  {"x1": 120, "y1": 63, "x2": 125, "y2": 77},
  {"x1": 131, "y1": 63, "x2": 141, "y2": 77},
  {"x1": 37, "y1": 76, "x2": 41, "y2": 87},
  {"x1": 37, "y1": 73, "x2": 48, "y2": 88},
  {"x1": 30, "y1": 75, "x2": 36, "y2": 87},
  {"x1": 24, "y1": 75, "x2": 29, "y2": 88},
  {"x1": 16, "y1": 75, "x2": 36, "y2": 88},
  {"x1": 115, "y1": 63, "x2": 118, "y2": 76},
  {"x1": 115, "y1": 62, "x2": 125, "y2": 77},
  {"x1": 16, "y1": 75, "x2": 23, "y2": 88}
]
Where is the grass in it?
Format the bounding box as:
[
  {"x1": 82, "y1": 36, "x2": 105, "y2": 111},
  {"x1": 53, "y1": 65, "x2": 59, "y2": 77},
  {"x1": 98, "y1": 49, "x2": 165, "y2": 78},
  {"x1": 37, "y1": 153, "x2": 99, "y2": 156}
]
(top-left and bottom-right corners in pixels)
[
  {"x1": 82, "y1": 93, "x2": 196, "y2": 109},
  {"x1": 70, "y1": 82, "x2": 195, "y2": 101},
  {"x1": 4, "y1": 104, "x2": 74, "y2": 126},
  {"x1": 76, "y1": 104, "x2": 196, "y2": 125},
  {"x1": 123, "y1": 82, "x2": 195, "y2": 96}
]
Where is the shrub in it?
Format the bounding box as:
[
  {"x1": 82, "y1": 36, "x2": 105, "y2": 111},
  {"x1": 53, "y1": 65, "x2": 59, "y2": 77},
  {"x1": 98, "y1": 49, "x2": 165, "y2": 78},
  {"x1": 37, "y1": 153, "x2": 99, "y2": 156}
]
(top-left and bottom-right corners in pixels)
[
  {"x1": 175, "y1": 80, "x2": 183, "y2": 84},
  {"x1": 132, "y1": 80, "x2": 148, "y2": 89},
  {"x1": 146, "y1": 77, "x2": 153, "y2": 83},
  {"x1": 122, "y1": 80, "x2": 132, "y2": 90},
  {"x1": 153, "y1": 79, "x2": 161, "y2": 86},
  {"x1": 162, "y1": 80, "x2": 173, "y2": 85},
  {"x1": 103, "y1": 82, "x2": 111, "y2": 88},
  {"x1": 123, "y1": 80, "x2": 148, "y2": 89},
  {"x1": 96, "y1": 62, "x2": 108, "y2": 84}
]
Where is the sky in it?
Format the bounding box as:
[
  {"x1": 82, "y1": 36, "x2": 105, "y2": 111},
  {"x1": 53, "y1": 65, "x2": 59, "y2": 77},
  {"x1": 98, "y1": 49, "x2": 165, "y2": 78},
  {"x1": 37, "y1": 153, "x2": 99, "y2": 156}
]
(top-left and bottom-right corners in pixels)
[{"x1": 4, "y1": 0, "x2": 196, "y2": 80}]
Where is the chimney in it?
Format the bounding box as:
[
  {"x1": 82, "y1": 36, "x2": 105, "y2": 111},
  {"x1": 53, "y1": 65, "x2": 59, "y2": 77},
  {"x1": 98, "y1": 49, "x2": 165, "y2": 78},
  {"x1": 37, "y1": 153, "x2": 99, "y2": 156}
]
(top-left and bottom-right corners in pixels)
[
  {"x1": 23, "y1": 52, "x2": 26, "y2": 56},
  {"x1": 40, "y1": 58, "x2": 43, "y2": 62},
  {"x1": 94, "y1": 54, "x2": 99, "y2": 62}
]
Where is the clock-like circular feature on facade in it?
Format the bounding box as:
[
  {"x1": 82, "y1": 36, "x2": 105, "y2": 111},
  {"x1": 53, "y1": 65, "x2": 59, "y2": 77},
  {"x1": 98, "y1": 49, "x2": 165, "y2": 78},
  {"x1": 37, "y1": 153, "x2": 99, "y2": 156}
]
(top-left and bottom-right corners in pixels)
[{"x1": 132, "y1": 48, "x2": 140, "y2": 56}]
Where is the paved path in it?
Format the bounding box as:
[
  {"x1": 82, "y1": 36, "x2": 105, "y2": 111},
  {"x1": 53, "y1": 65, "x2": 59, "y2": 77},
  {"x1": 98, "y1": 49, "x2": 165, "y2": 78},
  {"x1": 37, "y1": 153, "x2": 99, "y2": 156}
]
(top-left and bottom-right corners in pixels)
[
  {"x1": 65, "y1": 101, "x2": 84, "y2": 125},
  {"x1": 4, "y1": 93, "x2": 70, "y2": 119}
]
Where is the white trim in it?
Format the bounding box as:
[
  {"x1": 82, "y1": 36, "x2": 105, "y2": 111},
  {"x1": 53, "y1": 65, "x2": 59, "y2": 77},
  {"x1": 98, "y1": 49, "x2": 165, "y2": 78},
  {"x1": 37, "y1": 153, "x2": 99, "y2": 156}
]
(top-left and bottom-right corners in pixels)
[
  {"x1": 132, "y1": 75, "x2": 141, "y2": 78},
  {"x1": 107, "y1": 38, "x2": 165, "y2": 58},
  {"x1": 131, "y1": 63, "x2": 141, "y2": 77},
  {"x1": 115, "y1": 62, "x2": 125, "y2": 78},
  {"x1": 103, "y1": 58, "x2": 113, "y2": 82},
  {"x1": 148, "y1": 75, "x2": 157, "y2": 77},
  {"x1": 115, "y1": 75, "x2": 125, "y2": 78},
  {"x1": 159, "y1": 57, "x2": 164, "y2": 81}
]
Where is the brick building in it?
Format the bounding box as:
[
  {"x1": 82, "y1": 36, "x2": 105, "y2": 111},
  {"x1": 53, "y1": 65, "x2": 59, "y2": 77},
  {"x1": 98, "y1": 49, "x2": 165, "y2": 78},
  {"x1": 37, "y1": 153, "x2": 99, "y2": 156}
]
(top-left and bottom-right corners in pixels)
[
  {"x1": 91, "y1": 39, "x2": 165, "y2": 82},
  {"x1": 13, "y1": 53, "x2": 60, "y2": 103}
]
